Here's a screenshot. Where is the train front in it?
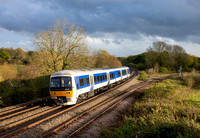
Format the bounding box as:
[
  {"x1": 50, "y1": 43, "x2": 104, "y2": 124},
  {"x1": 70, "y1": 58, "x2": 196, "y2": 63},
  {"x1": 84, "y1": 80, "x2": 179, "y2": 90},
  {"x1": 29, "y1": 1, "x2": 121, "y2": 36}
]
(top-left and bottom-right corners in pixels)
[{"x1": 50, "y1": 76, "x2": 75, "y2": 105}]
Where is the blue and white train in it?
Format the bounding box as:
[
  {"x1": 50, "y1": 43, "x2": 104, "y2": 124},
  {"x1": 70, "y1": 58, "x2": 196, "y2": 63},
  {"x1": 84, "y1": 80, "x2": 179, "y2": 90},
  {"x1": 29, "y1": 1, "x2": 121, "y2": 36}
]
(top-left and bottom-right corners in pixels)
[{"x1": 50, "y1": 67, "x2": 130, "y2": 105}]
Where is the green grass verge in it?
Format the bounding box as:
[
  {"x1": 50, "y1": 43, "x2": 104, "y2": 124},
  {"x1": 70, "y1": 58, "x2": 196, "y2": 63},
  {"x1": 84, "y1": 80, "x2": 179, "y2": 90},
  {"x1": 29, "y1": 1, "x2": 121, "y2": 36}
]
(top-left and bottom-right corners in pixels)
[{"x1": 101, "y1": 78, "x2": 200, "y2": 137}]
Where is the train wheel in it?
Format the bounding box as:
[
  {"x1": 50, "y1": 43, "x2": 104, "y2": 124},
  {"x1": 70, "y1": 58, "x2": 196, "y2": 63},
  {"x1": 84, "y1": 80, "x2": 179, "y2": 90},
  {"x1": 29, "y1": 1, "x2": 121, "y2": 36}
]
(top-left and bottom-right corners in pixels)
[
  {"x1": 76, "y1": 95, "x2": 84, "y2": 104},
  {"x1": 94, "y1": 89, "x2": 99, "y2": 95}
]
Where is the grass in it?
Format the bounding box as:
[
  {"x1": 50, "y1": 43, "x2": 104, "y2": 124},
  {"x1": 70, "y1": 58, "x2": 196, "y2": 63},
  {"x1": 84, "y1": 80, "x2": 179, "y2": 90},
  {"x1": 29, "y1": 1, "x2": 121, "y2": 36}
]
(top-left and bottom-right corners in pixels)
[{"x1": 101, "y1": 74, "x2": 200, "y2": 137}]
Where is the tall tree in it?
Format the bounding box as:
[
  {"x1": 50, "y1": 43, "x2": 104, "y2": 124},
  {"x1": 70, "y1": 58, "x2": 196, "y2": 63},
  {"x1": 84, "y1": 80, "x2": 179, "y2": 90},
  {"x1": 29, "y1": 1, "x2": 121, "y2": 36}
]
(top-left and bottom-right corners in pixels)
[
  {"x1": 172, "y1": 45, "x2": 188, "y2": 71},
  {"x1": 67, "y1": 45, "x2": 95, "y2": 69},
  {"x1": 93, "y1": 50, "x2": 122, "y2": 68},
  {"x1": 34, "y1": 19, "x2": 87, "y2": 72},
  {"x1": 145, "y1": 41, "x2": 189, "y2": 72},
  {"x1": 145, "y1": 41, "x2": 172, "y2": 72}
]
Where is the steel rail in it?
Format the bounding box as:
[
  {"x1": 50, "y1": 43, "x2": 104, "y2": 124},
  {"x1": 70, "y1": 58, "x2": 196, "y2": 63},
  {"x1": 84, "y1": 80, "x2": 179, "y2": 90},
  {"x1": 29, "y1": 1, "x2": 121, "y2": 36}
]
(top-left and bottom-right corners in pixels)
[
  {"x1": 0, "y1": 105, "x2": 60, "y2": 131},
  {"x1": 67, "y1": 80, "x2": 155, "y2": 138},
  {"x1": 42, "y1": 79, "x2": 154, "y2": 137},
  {"x1": 0, "y1": 106, "x2": 26, "y2": 116},
  {"x1": 0, "y1": 105, "x2": 41, "y2": 121},
  {"x1": 2, "y1": 71, "x2": 138, "y2": 137},
  {"x1": 0, "y1": 96, "x2": 50, "y2": 116}
]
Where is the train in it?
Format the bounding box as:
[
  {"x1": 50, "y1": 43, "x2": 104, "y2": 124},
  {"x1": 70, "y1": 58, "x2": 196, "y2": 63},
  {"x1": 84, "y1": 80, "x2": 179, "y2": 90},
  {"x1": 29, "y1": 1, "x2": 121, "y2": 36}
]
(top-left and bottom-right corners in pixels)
[{"x1": 49, "y1": 66, "x2": 130, "y2": 105}]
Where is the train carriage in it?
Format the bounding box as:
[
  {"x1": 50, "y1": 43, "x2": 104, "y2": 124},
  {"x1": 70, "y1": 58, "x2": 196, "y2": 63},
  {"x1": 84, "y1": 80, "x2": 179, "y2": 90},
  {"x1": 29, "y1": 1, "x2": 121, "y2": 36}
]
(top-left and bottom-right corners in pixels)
[{"x1": 50, "y1": 67, "x2": 130, "y2": 105}]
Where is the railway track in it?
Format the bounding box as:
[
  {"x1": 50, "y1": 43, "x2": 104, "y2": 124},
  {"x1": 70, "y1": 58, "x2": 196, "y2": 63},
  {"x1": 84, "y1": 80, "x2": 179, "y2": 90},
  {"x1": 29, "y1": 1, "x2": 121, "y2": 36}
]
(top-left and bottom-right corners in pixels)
[
  {"x1": 0, "y1": 96, "x2": 51, "y2": 118},
  {"x1": 44, "y1": 78, "x2": 156, "y2": 138},
  {"x1": 0, "y1": 70, "x2": 137, "y2": 137},
  {"x1": 0, "y1": 70, "x2": 167, "y2": 138}
]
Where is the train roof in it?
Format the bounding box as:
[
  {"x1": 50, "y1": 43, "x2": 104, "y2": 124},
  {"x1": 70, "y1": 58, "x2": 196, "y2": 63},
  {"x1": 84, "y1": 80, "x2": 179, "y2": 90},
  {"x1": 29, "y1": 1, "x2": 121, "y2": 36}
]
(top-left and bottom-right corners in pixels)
[{"x1": 51, "y1": 67, "x2": 129, "y2": 77}]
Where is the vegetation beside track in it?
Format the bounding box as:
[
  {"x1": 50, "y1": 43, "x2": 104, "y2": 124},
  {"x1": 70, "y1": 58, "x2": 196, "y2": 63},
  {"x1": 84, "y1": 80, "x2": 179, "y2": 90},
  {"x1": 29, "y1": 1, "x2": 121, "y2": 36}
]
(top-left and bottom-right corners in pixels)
[
  {"x1": 0, "y1": 64, "x2": 50, "y2": 107},
  {"x1": 101, "y1": 73, "x2": 200, "y2": 137}
]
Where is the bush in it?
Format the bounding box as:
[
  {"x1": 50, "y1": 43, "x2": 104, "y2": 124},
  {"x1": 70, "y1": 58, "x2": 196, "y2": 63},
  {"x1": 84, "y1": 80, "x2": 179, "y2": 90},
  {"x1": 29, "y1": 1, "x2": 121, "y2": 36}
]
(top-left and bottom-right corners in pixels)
[
  {"x1": 182, "y1": 69, "x2": 200, "y2": 88},
  {"x1": 0, "y1": 64, "x2": 18, "y2": 81},
  {"x1": 0, "y1": 64, "x2": 50, "y2": 106},
  {"x1": 0, "y1": 50, "x2": 10, "y2": 60},
  {"x1": 0, "y1": 97, "x2": 3, "y2": 106},
  {"x1": 138, "y1": 71, "x2": 148, "y2": 81},
  {"x1": 159, "y1": 67, "x2": 168, "y2": 73}
]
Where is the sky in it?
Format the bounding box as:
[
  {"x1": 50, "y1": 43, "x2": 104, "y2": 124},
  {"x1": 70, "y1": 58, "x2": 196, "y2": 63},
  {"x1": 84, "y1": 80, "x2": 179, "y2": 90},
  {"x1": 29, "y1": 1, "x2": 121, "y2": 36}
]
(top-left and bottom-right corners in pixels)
[{"x1": 0, "y1": 0, "x2": 200, "y2": 57}]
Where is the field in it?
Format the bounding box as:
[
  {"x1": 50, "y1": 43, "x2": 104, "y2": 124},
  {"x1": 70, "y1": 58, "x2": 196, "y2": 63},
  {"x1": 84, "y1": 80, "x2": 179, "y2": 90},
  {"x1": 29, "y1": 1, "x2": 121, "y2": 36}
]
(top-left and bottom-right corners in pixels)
[{"x1": 101, "y1": 73, "x2": 200, "y2": 137}]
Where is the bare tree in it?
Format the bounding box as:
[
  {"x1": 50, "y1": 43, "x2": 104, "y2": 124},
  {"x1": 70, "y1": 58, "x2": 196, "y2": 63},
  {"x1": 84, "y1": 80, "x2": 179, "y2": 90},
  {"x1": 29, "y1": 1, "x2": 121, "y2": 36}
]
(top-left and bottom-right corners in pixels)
[
  {"x1": 34, "y1": 19, "x2": 87, "y2": 72},
  {"x1": 67, "y1": 45, "x2": 95, "y2": 69}
]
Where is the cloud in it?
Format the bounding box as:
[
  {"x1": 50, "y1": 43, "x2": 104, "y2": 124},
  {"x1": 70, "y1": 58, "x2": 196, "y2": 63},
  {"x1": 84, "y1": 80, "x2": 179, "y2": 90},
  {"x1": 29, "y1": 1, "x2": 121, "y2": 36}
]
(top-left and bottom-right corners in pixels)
[
  {"x1": 87, "y1": 32, "x2": 200, "y2": 57},
  {"x1": 0, "y1": 0, "x2": 199, "y2": 38},
  {"x1": 0, "y1": 0, "x2": 200, "y2": 56}
]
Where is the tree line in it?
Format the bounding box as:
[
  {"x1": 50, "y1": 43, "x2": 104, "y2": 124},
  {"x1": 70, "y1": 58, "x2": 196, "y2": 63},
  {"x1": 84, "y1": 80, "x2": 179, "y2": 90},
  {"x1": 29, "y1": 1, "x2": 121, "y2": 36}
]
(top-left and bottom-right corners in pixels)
[
  {"x1": 1, "y1": 19, "x2": 199, "y2": 106},
  {"x1": 119, "y1": 41, "x2": 200, "y2": 73},
  {"x1": 0, "y1": 19, "x2": 122, "y2": 106},
  {"x1": 0, "y1": 20, "x2": 121, "y2": 76}
]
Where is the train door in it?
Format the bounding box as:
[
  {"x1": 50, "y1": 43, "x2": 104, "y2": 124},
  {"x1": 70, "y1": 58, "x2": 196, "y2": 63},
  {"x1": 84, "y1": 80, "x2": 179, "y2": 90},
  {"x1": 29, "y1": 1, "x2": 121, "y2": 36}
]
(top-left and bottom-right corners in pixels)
[
  {"x1": 90, "y1": 75, "x2": 94, "y2": 91},
  {"x1": 107, "y1": 72, "x2": 110, "y2": 85},
  {"x1": 75, "y1": 76, "x2": 79, "y2": 97}
]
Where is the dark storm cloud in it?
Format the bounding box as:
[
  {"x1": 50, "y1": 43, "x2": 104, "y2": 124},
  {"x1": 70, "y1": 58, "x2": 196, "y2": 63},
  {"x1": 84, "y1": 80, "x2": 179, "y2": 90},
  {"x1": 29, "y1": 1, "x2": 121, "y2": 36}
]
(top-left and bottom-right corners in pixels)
[{"x1": 0, "y1": 0, "x2": 200, "y2": 40}]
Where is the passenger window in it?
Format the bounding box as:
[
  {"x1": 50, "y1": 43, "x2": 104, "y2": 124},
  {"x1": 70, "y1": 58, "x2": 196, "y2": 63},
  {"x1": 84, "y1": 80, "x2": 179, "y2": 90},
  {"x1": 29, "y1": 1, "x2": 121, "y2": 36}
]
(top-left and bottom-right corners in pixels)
[
  {"x1": 76, "y1": 78, "x2": 79, "y2": 89},
  {"x1": 100, "y1": 75, "x2": 102, "y2": 82},
  {"x1": 80, "y1": 78, "x2": 84, "y2": 87},
  {"x1": 97, "y1": 76, "x2": 100, "y2": 82},
  {"x1": 103, "y1": 75, "x2": 105, "y2": 81},
  {"x1": 86, "y1": 77, "x2": 89, "y2": 85},
  {"x1": 94, "y1": 76, "x2": 97, "y2": 83}
]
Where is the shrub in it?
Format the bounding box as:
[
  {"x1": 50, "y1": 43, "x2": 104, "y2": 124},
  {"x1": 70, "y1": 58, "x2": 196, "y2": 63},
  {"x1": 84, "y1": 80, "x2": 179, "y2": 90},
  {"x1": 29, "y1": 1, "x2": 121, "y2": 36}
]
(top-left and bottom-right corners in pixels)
[
  {"x1": 0, "y1": 50, "x2": 10, "y2": 60},
  {"x1": 138, "y1": 71, "x2": 148, "y2": 81},
  {"x1": 0, "y1": 97, "x2": 3, "y2": 106},
  {"x1": 0, "y1": 64, "x2": 18, "y2": 81},
  {"x1": 181, "y1": 69, "x2": 200, "y2": 88},
  {"x1": 0, "y1": 64, "x2": 50, "y2": 106},
  {"x1": 159, "y1": 67, "x2": 168, "y2": 73}
]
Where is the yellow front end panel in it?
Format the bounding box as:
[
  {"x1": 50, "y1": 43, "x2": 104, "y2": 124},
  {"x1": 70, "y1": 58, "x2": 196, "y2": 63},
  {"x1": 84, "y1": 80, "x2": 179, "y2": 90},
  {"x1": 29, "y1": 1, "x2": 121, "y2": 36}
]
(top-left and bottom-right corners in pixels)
[{"x1": 50, "y1": 90, "x2": 73, "y2": 97}]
